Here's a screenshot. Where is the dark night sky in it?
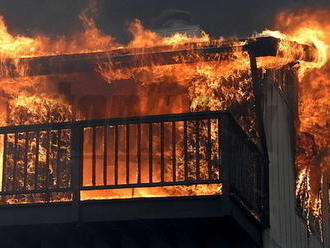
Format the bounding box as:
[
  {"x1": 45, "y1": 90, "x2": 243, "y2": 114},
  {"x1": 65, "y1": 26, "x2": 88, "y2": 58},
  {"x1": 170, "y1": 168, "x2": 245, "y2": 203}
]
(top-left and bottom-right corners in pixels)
[{"x1": 0, "y1": 0, "x2": 329, "y2": 42}]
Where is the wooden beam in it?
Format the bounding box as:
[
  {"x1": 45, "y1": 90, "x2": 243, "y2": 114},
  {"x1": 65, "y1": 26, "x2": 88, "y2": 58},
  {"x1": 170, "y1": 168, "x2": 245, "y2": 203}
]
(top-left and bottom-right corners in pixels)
[{"x1": 0, "y1": 37, "x2": 316, "y2": 79}]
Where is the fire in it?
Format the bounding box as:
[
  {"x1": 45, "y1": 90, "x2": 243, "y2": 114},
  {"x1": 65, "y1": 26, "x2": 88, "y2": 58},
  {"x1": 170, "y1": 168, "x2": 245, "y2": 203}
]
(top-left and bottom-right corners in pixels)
[
  {"x1": 81, "y1": 184, "x2": 222, "y2": 201},
  {"x1": 271, "y1": 8, "x2": 330, "y2": 227},
  {"x1": 0, "y1": 3, "x2": 328, "y2": 215},
  {"x1": 127, "y1": 19, "x2": 210, "y2": 48},
  {"x1": 0, "y1": 16, "x2": 40, "y2": 58},
  {"x1": 98, "y1": 8, "x2": 330, "y2": 224}
]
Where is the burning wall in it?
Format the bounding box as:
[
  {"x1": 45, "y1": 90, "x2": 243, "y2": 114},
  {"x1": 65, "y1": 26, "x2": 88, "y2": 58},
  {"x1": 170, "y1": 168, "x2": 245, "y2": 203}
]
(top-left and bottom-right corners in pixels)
[{"x1": 272, "y1": 9, "x2": 330, "y2": 220}]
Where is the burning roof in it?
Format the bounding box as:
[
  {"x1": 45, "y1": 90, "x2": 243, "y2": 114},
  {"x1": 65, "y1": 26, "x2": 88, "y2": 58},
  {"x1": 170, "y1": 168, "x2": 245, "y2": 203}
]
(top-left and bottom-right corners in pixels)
[{"x1": 1, "y1": 36, "x2": 317, "y2": 78}]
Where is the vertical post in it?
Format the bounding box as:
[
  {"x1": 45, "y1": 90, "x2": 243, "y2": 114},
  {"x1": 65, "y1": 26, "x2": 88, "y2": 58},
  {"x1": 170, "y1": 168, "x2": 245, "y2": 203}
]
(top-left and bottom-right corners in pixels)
[
  {"x1": 12, "y1": 133, "x2": 18, "y2": 191},
  {"x1": 34, "y1": 132, "x2": 40, "y2": 190},
  {"x1": 248, "y1": 53, "x2": 269, "y2": 158},
  {"x1": 172, "y1": 122, "x2": 176, "y2": 182},
  {"x1": 1, "y1": 134, "x2": 7, "y2": 191},
  {"x1": 148, "y1": 123, "x2": 153, "y2": 183},
  {"x1": 71, "y1": 126, "x2": 83, "y2": 223},
  {"x1": 160, "y1": 122, "x2": 165, "y2": 182},
  {"x1": 114, "y1": 125, "x2": 119, "y2": 185},
  {"x1": 24, "y1": 132, "x2": 29, "y2": 190},
  {"x1": 207, "y1": 119, "x2": 212, "y2": 180},
  {"x1": 248, "y1": 52, "x2": 270, "y2": 227},
  {"x1": 195, "y1": 120, "x2": 200, "y2": 180},
  {"x1": 45, "y1": 131, "x2": 51, "y2": 190},
  {"x1": 137, "y1": 123, "x2": 141, "y2": 184},
  {"x1": 220, "y1": 115, "x2": 231, "y2": 195},
  {"x1": 183, "y1": 121, "x2": 188, "y2": 181},
  {"x1": 126, "y1": 124, "x2": 130, "y2": 184},
  {"x1": 56, "y1": 130, "x2": 61, "y2": 189},
  {"x1": 92, "y1": 127, "x2": 96, "y2": 186},
  {"x1": 103, "y1": 126, "x2": 108, "y2": 186}
]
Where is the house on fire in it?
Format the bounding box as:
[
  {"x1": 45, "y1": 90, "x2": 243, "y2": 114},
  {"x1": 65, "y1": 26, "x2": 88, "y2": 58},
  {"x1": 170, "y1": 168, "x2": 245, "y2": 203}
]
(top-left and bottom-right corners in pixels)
[{"x1": 0, "y1": 15, "x2": 328, "y2": 248}]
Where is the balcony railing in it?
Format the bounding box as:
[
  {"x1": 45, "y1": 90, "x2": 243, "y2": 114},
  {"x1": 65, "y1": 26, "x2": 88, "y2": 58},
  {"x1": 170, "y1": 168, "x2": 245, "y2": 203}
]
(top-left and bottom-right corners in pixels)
[{"x1": 0, "y1": 111, "x2": 267, "y2": 224}]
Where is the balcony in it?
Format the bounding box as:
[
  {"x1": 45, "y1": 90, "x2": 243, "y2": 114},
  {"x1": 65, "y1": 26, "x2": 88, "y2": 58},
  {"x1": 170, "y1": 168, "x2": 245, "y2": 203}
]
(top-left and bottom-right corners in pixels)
[{"x1": 0, "y1": 111, "x2": 267, "y2": 245}]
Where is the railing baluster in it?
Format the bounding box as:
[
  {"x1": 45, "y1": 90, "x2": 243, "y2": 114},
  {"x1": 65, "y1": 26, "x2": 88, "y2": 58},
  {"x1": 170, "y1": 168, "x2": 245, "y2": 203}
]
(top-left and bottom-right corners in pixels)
[
  {"x1": 184, "y1": 121, "x2": 188, "y2": 181},
  {"x1": 34, "y1": 132, "x2": 40, "y2": 190},
  {"x1": 0, "y1": 111, "x2": 265, "y2": 221},
  {"x1": 12, "y1": 133, "x2": 18, "y2": 191},
  {"x1": 24, "y1": 132, "x2": 29, "y2": 190},
  {"x1": 148, "y1": 123, "x2": 153, "y2": 183},
  {"x1": 160, "y1": 122, "x2": 165, "y2": 182},
  {"x1": 45, "y1": 131, "x2": 51, "y2": 190},
  {"x1": 207, "y1": 119, "x2": 212, "y2": 180},
  {"x1": 172, "y1": 122, "x2": 176, "y2": 182},
  {"x1": 103, "y1": 126, "x2": 108, "y2": 186},
  {"x1": 56, "y1": 130, "x2": 61, "y2": 188},
  {"x1": 218, "y1": 119, "x2": 222, "y2": 180},
  {"x1": 195, "y1": 120, "x2": 200, "y2": 180},
  {"x1": 137, "y1": 123, "x2": 141, "y2": 184},
  {"x1": 114, "y1": 125, "x2": 119, "y2": 185},
  {"x1": 92, "y1": 127, "x2": 96, "y2": 186},
  {"x1": 66, "y1": 129, "x2": 72, "y2": 188},
  {"x1": 2, "y1": 134, "x2": 8, "y2": 191},
  {"x1": 126, "y1": 124, "x2": 130, "y2": 184}
]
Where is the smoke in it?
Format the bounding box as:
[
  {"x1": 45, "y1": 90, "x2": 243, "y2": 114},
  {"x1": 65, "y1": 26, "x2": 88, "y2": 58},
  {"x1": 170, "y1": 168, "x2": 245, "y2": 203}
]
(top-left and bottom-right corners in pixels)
[{"x1": 0, "y1": 0, "x2": 329, "y2": 41}]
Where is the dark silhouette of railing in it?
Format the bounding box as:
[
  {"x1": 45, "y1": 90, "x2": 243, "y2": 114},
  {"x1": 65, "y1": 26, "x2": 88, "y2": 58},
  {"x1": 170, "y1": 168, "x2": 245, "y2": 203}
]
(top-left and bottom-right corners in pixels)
[{"x1": 0, "y1": 111, "x2": 267, "y2": 224}]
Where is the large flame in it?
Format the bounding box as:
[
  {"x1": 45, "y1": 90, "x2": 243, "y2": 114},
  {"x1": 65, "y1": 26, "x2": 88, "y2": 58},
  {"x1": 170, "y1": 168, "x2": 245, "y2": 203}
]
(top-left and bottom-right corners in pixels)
[
  {"x1": 0, "y1": 5, "x2": 328, "y2": 218},
  {"x1": 270, "y1": 8, "x2": 330, "y2": 230}
]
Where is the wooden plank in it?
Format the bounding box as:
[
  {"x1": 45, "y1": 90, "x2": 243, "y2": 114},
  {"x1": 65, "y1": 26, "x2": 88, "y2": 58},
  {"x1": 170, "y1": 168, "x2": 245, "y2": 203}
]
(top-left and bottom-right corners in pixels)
[
  {"x1": 148, "y1": 123, "x2": 153, "y2": 183},
  {"x1": 12, "y1": 133, "x2": 18, "y2": 191},
  {"x1": 195, "y1": 120, "x2": 200, "y2": 180},
  {"x1": 34, "y1": 132, "x2": 40, "y2": 190},
  {"x1": 92, "y1": 127, "x2": 96, "y2": 186},
  {"x1": 262, "y1": 69, "x2": 326, "y2": 248},
  {"x1": 207, "y1": 119, "x2": 212, "y2": 180},
  {"x1": 2, "y1": 134, "x2": 8, "y2": 191},
  {"x1": 114, "y1": 126, "x2": 119, "y2": 185},
  {"x1": 172, "y1": 122, "x2": 176, "y2": 182},
  {"x1": 103, "y1": 126, "x2": 108, "y2": 186},
  {"x1": 136, "y1": 124, "x2": 141, "y2": 184},
  {"x1": 160, "y1": 122, "x2": 165, "y2": 183},
  {"x1": 56, "y1": 130, "x2": 61, "y2": 188},
  {"x1": 24, "y1": 132, "x2": 29, "y2": 189},
  {"x1": 183, "y1": 121, "x2": 188, "y2": 181},
  {"x1": 0, "y1": 37, "x2": 316, "y2": 79},
  {"x1": 126, "y1": 124, "x2": 130, "y2": 184}
]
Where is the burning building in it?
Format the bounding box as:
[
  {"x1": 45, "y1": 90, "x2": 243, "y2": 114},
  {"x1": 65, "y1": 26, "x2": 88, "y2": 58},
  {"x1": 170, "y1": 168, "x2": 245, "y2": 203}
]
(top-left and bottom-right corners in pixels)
[{"x1": 0, "y1": 4, "x2": 328, "y2": 248}]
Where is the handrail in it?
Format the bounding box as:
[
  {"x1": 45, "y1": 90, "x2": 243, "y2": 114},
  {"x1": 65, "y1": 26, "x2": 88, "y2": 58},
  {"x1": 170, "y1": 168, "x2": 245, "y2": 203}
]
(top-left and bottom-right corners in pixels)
[
  {"x1": 0, "y1": 111, "x2": 267, "y2": 225},
  {"x1": 0, "y1": 111, "x2": 230, "y2": 133}
]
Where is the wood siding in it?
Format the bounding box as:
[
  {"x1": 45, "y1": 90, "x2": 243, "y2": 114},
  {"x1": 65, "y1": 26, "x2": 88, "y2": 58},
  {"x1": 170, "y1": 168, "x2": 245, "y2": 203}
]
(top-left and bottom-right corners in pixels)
[{"x1": 262, "y1": 69, "x2": 329, "y2": 248}]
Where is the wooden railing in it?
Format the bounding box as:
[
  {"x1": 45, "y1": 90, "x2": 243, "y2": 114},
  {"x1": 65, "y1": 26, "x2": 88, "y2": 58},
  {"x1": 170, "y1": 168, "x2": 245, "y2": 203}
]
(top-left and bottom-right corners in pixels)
[{"x1": 0, "y1": 111, "x2": 268, "y2": 224}]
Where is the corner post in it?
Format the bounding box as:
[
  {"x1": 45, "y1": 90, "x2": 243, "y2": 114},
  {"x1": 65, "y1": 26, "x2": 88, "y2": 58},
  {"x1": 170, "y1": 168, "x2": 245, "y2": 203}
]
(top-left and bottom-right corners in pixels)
[
  {"x1": 220, "y1": 114, "x2": 232, "y2": 196},
  {"x1": 248, "y1": 52, "x2": 270, "y2": 227}
]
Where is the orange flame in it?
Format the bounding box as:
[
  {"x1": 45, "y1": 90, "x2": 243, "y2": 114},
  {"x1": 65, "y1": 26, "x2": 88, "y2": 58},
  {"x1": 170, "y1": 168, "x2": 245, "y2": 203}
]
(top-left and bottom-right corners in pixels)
[
  {"x1": 271, "y1": 8, "x2": 330, "y2": 224},
  {"x1": 0, "y1": 5, "x2": 328, "y2": 211}
]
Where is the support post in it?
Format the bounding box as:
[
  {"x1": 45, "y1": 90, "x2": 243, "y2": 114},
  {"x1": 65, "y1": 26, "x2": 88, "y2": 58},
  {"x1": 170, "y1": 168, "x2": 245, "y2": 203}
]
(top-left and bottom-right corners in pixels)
[
  {"x1": 71, "y1": 126, "x2": 83, "y2": 223},
  {"x1": 220, "y1": 115, "x2": 231, "y2": 195},
  {"x1": 1, "y1": 134, "x2": 7, "y2": 192},
  {"x1": 248, "y1": 52, "x2": 270, "y2": 227}
]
